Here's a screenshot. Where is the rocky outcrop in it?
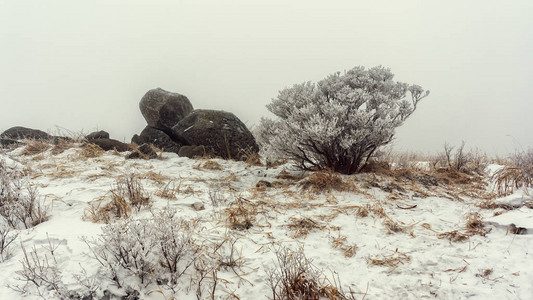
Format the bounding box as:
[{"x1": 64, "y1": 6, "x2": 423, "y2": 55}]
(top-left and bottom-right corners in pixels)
[
  {"x1": 85, "y1": 130, "x2": 109, "y2": 140},
  {"x1": 139, "y1": 88, "x2": 194, "y2": 130},
  {"x1": 172, "y1": 110, "x2": 258, "y2": 160},
  {"x1": 131, "y1": 126, "x2": 182, "y2": 153},
  {"x1": 0, "y1": 126, "x2": 51, "y2": 140},
  {"x1": 88, "y1": 138, "x2": 131, "y2": 152}
]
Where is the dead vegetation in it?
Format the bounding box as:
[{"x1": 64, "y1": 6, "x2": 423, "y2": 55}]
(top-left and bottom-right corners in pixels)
[
  {"x1": 287, "y1": 216, "x2": 325, "y2": 238},
  {"x1": 367, "y1": 250, "x2": 411, "y2": 273},
  {"x1": 438, "y1": 212, "x2": 491, "y2": 242},
  {"x1": 300, "y1": 169, "x2": 348, "y2": 193},
  {"x1": 225, "y1": 197, "x2": 258, "y2": 230},
  {"x1": 492, "y1": 150, "x2": 533, "y2": 196},
  {"x1": 21, "y1": 140, "x2": 51, "y2": 156},
  {"x1": 330, "y1": 234, "x2": 358, "y2": 258},
  {"x1": 266, "y1": 246, "x2": 360, "y2": 300},
  {"x1": 195, "y1": 160, "x2": 223, "y2": 171},
  {"x1": 77, "y1": 143, "x2": 105, "y2": 159},
  {"x1": 84, "y1": 174, "x2": 150, "y2": 223}
]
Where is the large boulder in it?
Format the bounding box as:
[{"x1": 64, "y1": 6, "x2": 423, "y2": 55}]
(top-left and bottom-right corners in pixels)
[
  {"x1": 0, "y1": 126, "x2": 50, "y2": 140},
  {"x1": 131, "y1": 126, "x2": 182, "y2": 153},
  {"x1": 172, "y1": 109, "x2": 258, "y2": 160},
  {"x1": 139, "y1": 88, "x2": 194, "y2": 129}
]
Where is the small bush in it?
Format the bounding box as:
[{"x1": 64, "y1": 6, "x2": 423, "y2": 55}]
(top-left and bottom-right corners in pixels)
[
  {"x1": 84, "y1": 209, "x2": 199, "y2": 292},
  {"x1": 256, "y1": 65, "x2": 429, "y2": 174},
  {"x1": 0, "y1": 160, "x2": 50, "y2": 229},
  {"x1": 0, "y1": 225, "x2": 19, "y2": 261}
]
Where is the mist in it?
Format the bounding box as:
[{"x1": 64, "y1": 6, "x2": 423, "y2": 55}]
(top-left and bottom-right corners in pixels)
[{"x1": 1, "y1": 0, "x2": 532, "y2": 155}]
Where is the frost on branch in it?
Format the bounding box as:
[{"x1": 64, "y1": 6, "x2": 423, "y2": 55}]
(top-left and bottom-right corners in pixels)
[{"x1": 256, "y1": 66, "x2": 429, "y2": 174}]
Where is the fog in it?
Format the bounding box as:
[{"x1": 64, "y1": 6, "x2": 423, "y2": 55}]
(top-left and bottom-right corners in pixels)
[{"x1": 1, "y1": 0, "x2": 532, "y2": 155}]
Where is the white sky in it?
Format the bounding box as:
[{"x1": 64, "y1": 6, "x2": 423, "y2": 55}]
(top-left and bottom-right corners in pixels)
[{"x1": 1, "y1": 0, "x2": 532, "y2": 155}]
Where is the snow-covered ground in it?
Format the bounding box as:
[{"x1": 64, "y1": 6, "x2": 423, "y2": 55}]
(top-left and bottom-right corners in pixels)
[{"x1": 0, "y1": 145, "x2": 531, "y2": 299}]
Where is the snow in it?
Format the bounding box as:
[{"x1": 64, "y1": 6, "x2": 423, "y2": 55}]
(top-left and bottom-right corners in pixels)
[{"x1": 0, "y1": 146, "x2": 531, "y2": 299}]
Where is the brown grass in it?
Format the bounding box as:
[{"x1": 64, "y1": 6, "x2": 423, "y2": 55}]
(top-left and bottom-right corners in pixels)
[
  {"x1": 243, "y1": 152, "x2": 263, "y2": 166},
  {"x1": 465, "y1": 212, "x2": 491, "y2": 236},
  {"x1": 195, "y1": 160, "x2": 222, "y2": 171},
  {"x1": 275, "y1": 170, "x2": 301, "y2": 181},
  {"x1": 300, "y1": 169, "x2": 347, "y2": 193},
  {"x1": 331, "y1": 234, "x2": 358, "y2": 258},
  {"x1": 492, "y1": 165, "x2": 533, "y2": 196},
  {"x1": 21, "y1": 140, "x2": 51, "y2": 156},
  {"x1": 50, "y1": 139, "x2": 74, "y2": 155},
  {"x1": 140, "y1": 171, "x2": 171, "y2": 184},
  {"x1": 287, "y1": 216, "x2": 324, "y2": 238},
  {"x1": 77, "y1": 143, "x2": 105, "y2": 159},
  {"x1": 83, "y1": 175, "x2": 150, "y2": 223},
  {"x1": 438, "y1": 212, "x2": 491, "y2": 242},
  {"x1": 368, "y1": 250, "x2": 411, "y2": 272},
  {"x1": 225, "y1": 197, "x2": 256, "y2": 230}
]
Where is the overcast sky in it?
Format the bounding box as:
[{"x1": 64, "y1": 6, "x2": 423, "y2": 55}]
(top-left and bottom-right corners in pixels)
[{"x1": 1, "y1": 0, "x2": 531, "y2": 155}]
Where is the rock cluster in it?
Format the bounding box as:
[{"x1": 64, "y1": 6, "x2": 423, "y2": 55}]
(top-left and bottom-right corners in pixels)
[
  {"x1": 1, "y1": 88, "x2": 259, "y2": 161},
  {"x1": 134, "y1": 87, "x2": 258, "y2": 160}
]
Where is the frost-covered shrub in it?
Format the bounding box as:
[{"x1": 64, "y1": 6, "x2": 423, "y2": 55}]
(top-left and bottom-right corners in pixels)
[
  {"x1": 0, "y1": 159, "x2": 49, "y2": 229},
  {"x1": 257, "y1": 66, "x2": 429, "y2": 174},
  {"x1": 85, "y1": 209, "x2": 198, "y2": 293}
]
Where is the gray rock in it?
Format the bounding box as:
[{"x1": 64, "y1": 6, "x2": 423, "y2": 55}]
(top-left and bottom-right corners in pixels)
[
  {"x1": 191, "y1": 201, "x2": 205, "y2": 211},
  {"x1": 131, "y1": 126, "x2": 182, "y2": 153},
  {"x1": 88, "y1": 138, "x2": 131, "y2": 152},
  {"x1": 0, "y1": 126, "x2": 50, "y2": 140},
  {"x1": 256, "y1": 180, "x2": 273, "y2": 188},
  {"x1": 85, "y1": 130, "x2": 109, "y2": 140},
  {"x1": 0, "y1": 138, "x2": 22, "y2": 148},
  {"x1": 139, "y1": 88, "x2": 194, "y2": 129},
  {"x1": 172, "y1": 109, "x2": 258, "y2": 160},
  {"x1": 178, "y1": 145, "x2": 211, "y2": 159}
]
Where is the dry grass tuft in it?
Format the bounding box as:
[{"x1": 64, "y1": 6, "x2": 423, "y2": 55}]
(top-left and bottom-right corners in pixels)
[
  {"x1": 275, "y1": 170, "x2": 300, "y2": 181},
  {"x1": 287, "y1": 216, "x2": 324, "y2": 238},
  {"x1": 465, "y1": 212, "x2": 490, "y2": 236},
  {"x1": 300, "y1": 169, "x2": 346, "y2": 193},
  {"x1": 476, "y1": 199, "x2": 514, "y2": 210},
  {"x1": 368, "y1": 250, "x2": 411, "y2": 272},
  {"x1": 243, "y1": 152, "x2": 263, "y2": 166},
  {"x1": 84, "y1": 175, "x2": 150, "y2": 223},
  {"x1": 266, "y1": 246, "x2": 360, "y2": 300},
  {"x1": 437, "y1": 230, "x2": 470, "y2": 242},
  {"x1": 225, "y1": 197, "x2": 256, "y2": 230},
  {"x1": 154, "y1": 181, "x2": 177, "y2": 200},
  {"x1": 77, "y1": 143, "x2": 105, "y2": 159},
  {"x1": 21, "y1": 140, "x2": 51, "y2": 156},
  {"x1": 50, "y1": 139, "x2": 75, "y2": 155},
  {"x1": 195, "y1": 160, "x2": 222, "y2": 171},
  {"x1": 438, "y1": 212, "x2": 491, "y2": 242},
  {"x1": 140, "y1": 171, "x2": 171, "y2": 184},
  {"x1": 492, "y1": 165, "x2": 533, "y2": 196},
  {"x1": 331, "y1": 234, "x2": 358, "y2": 258},
  {"x1": 382, "y1": 218, "x2": 407, "y2": 234}
]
